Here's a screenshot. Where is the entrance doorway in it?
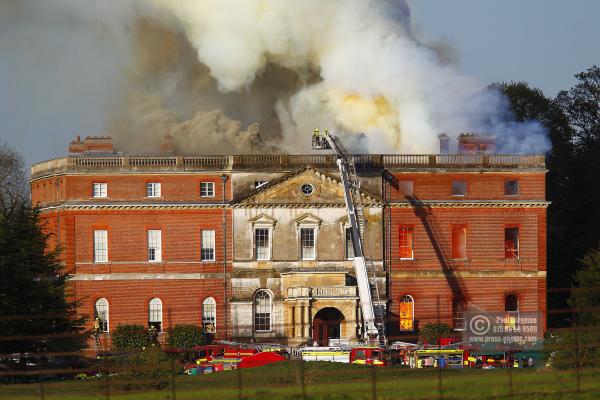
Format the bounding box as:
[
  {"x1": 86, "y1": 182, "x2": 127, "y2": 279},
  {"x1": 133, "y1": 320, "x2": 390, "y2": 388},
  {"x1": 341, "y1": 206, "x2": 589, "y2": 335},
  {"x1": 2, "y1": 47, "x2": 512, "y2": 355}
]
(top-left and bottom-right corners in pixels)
[{"x1": 312, "y1": 307, "x2": 344, "y2": 346}]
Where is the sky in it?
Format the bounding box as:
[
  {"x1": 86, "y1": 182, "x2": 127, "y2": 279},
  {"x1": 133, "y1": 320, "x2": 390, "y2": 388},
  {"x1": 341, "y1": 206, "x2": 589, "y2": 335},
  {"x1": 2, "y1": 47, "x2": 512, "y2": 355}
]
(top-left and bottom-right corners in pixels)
[{"x1": 1, "y1": 0, "x2": 599, "y2": 168}]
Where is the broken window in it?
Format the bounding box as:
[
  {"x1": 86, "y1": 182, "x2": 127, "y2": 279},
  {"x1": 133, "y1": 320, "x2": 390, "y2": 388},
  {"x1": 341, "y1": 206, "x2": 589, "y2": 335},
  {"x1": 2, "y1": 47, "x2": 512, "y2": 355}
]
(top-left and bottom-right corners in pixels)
[
  {"x1": 452, "y1": 180, "x2": 466, "y2": 196},
  {"x1": 202, "y1": 297, "x2": 216, "y2": 331},
  {"x1": 505, "y1": 227, "x2": 519, "y2": 259},
  {"x1": 399, "y1": 295, "x2": 414, "y2": 331},
  {"x1": 505, "y1": 180, "x2": 519, "y2": 195},
  {"x1": 399, "y1": 227, "x2": 414, "y2": 259},
  {"x1": 452, "y1": 299, "x2": 465, "y2": 331},
  {"x1": 94, "y1": 298, "x2": 109, "y2": 333},
  {"x1": 452, "y1": 226, "x2": 467, "y2": 259}
]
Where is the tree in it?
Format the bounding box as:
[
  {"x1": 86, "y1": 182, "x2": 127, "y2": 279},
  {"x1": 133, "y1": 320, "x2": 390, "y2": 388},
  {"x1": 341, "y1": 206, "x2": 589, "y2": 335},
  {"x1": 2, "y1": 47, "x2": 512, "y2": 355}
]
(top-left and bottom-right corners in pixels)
[
  {"x1": 547, "y1": 245, "x2": 600, "y2": 369},
  {"x1": 0, "y1": 142, "x2": 28, "y2": 211},
  {"x1": 111, "y1": 324, "x2": 156, "y2": 351},
  {"x1": 0, "y1": 203, "x2": 87, "y2": 358},
  {"x1": 167, "y1": 324, "x2": 204, "y2": 350},
  {"x1": 419, "y1": 323, "x2": 453, "y2": 345}
]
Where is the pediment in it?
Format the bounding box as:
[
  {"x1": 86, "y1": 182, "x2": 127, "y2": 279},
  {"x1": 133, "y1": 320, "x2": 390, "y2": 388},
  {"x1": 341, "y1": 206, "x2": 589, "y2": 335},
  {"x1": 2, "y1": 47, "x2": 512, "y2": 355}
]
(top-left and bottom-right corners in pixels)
[
  {"x1": 248, "y1": 213, "x2": 277, "y2": 226},
  {"x1": 234, "y1": 167, "x2": 382, "y2": 208},
  {"x1": 295, "y1": 213, "x2": 322, "y2": 226}
]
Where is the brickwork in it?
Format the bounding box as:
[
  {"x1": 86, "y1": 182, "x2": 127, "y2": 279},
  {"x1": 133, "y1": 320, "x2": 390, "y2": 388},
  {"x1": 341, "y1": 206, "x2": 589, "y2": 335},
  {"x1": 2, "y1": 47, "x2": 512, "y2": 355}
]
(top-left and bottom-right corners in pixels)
[{"x1": 31, "y1": 151, "x2": 547, "y2": 349}]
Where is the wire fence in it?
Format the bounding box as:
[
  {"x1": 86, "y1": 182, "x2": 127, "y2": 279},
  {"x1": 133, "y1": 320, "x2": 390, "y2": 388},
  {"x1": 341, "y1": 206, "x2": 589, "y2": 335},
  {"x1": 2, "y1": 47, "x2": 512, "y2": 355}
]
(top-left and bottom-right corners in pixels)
[{"x1": 0, "y1": 287, "x2": 599, "y2": 400}]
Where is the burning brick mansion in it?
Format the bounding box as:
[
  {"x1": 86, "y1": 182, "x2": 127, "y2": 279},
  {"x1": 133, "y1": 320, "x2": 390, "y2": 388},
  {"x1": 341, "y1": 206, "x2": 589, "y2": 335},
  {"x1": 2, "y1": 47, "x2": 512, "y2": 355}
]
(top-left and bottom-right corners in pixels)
[{"x1": 30, "y1": 134, "x2": 548, "y2": 350}]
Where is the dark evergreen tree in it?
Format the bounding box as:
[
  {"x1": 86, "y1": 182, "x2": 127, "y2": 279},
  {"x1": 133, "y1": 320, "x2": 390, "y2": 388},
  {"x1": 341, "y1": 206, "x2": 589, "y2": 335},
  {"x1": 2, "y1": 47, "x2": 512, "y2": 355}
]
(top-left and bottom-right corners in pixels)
[{"x1": 0, "y1": 203, "x2": 87, "y2": 359}]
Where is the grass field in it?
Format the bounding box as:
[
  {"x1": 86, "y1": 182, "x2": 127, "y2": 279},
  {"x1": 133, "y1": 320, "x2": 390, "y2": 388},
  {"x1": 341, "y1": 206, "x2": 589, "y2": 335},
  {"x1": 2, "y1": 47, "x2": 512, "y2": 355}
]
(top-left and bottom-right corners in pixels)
[{"x1": 1, "y1": 362, "x2": 599, "y2": 400}]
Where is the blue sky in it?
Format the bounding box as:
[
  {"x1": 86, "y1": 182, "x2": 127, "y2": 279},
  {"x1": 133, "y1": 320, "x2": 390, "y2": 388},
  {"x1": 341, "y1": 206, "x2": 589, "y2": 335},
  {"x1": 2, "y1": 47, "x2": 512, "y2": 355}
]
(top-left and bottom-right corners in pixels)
[{"x1": 1, "y1": 0, "x2": 599, "y2": 167}]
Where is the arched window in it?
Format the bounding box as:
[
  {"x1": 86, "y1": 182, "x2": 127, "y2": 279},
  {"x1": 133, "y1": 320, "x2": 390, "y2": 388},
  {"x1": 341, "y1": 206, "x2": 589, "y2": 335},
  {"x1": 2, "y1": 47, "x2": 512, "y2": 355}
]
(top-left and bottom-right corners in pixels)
[
  {"x1": 202, "y1": 297, "x2": 216, "y2": 332},
  {"x1": 452, "y1": 299, "x2": 465, "y2": 331},
  {"x1": 94, "y1": 298, "x2": 109, "y2": 333},
  {"x1": 399, "y1": 295, "x2": 414, "y2": 331},
  {"x1": 505, "y1": 294, "x2": 519, "y2": 313},
  {"x1": 254, "y1": 290, "x2": 272, "y2": 332},
  {"x1": 148, "y1": 298, "x2": 163, "y2": 332}
]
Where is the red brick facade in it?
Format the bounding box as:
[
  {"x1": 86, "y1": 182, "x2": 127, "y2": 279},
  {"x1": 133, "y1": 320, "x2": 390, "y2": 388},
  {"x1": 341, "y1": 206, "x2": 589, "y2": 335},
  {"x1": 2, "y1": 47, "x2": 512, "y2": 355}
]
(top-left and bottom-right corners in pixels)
[{"x1": 31, "y1": 150, "x2": 547, "y2": 349}]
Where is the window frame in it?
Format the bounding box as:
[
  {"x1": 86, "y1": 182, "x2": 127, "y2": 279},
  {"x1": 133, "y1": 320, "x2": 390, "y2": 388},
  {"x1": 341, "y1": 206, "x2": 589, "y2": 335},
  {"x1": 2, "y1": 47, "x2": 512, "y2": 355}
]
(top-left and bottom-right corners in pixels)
[
  {"x1": 451, "y1": 225, "x2": 467, "y2": 260},
  {"x1": 398, "y1": 226, "x2": 414, "y2": 260},
  {"x1": 92, "y1": 182, "x2": 107, "y2": 198},
  {"x1": 148, "y1": 297, "x2": 163, "y2": 332},
  {"x1": 452, "y1": 298, "x2": 465, "y2": 331},
  {"x1": 345, "y1": 227, "x2": 355, "y2": 260},
  {"x1": 93, "y1": 230, "x2": 108, "y2": 263},
  {"x1": 504, "y1": 179, "x2": 520, "y2": 196},
  {"x1": 200, "y1": 182, "x2": 215, "y2": 198},
  {"x1": 399, "y1": 295, "x2": 414, "y2": 331},
  {"x1": 94, "y1": 298, "x2": 109, "y2": 333},
  {"x1": 202, "y1": 297, "x2": 217, "y2": 331},
  {"x1": 253, "y1": 290, "x2": 272, "y2": 332},
  {"x1": 504, "y1": 227, "x2": 520, "y2": 260},
  {"x1": 146, "y1": 182, "x2": 161, "y2": 198},
  {"x1": 147, "y1": 229, "x2": 162, "y2": 263},
  {"x1": 451, "y1": 180, "x2": 467, "y2": 197},
  {"x1": 299, "y1": 227, "x2": 316, "y2": 260},
  {"x1": 254, "y1": 227, "x2": 272, "y2": 261},
  {"x1": 201, "y1": 229, "x2": 216, "y2": 262}
]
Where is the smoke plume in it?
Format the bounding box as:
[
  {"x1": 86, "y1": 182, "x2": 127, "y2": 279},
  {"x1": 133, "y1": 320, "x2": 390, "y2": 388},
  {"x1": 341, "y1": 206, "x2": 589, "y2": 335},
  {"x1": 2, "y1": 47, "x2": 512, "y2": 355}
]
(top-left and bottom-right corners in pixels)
[{"x1": 1, "y1": 0, "x2": 551, "y2": 155}]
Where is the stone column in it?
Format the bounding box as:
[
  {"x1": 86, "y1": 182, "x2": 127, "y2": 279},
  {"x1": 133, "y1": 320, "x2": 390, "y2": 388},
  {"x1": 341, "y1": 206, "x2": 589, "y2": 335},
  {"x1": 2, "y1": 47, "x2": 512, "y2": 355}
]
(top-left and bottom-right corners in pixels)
[
  {"x1": 295, "y1": 305, "x2": 303, "y2": 338},
  {"x1": 303, "y1": 304, "x2": 311, "y2": 339}
]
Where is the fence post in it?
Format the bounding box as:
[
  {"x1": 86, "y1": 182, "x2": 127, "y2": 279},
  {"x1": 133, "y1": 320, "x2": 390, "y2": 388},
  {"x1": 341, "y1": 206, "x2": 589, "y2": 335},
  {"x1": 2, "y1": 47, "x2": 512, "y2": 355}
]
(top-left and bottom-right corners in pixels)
[
  {"x1": 104, "y1": 358, "x2": 110, "y2": 400},
  {"x1": 507, "y1": 356, "x2": 514, "y2": 399},
  {"x1": 436, "y1": 295, "x2": 444, "y2": 400},
  {"x1": 237, "y1": 365, "x2": 243, "y2": 400},
  {"x1": 38, "y1": 375, "x2": 45, "y2": 400},
  {"x1": 298, "y1": 358, "x2": 307, "y2": 400},
  {"x1": 371, "y1": 364, "x2": 377, "y2": 400},
  {"x1": 170, "y1": 357, "x2": 177, "y2": 400},
  {"x1": 573, "y1": 302, "x2": 581, "y2": 392}
]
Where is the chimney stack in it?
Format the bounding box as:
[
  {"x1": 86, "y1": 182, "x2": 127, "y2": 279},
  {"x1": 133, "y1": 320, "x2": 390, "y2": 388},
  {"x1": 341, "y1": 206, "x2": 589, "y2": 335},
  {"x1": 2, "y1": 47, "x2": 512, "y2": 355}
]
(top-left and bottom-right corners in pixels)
[{"x1": 438, "y1": 133, "x2": 450, "y2": 154}]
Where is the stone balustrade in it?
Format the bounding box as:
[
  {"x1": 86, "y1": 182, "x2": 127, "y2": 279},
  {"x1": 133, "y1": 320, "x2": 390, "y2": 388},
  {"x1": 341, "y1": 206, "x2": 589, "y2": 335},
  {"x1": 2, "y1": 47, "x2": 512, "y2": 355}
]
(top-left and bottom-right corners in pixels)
[{"x1": 31, "y1": 154, "x2": 546, "y2": 178}]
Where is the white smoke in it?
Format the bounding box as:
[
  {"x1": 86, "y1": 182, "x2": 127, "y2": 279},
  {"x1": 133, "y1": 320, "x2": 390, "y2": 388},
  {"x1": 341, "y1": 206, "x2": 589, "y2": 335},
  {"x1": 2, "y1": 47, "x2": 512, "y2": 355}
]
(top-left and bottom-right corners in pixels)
[{"x1": 150, "y1": 0, "x2": 551, "y2": 154}]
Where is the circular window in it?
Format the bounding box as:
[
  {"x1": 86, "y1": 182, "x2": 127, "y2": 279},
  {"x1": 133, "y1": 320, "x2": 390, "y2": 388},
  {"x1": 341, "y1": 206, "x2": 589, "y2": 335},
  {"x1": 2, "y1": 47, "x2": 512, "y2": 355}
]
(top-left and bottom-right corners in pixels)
[{"x1": 301, "y1": 183, "x2": 314, "y2": 195}]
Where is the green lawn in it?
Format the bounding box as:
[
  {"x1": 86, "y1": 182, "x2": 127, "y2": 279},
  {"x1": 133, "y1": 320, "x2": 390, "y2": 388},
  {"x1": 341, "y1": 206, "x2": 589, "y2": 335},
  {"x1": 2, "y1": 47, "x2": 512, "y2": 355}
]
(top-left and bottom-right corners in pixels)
[{"x1": 1, "y1": 362, "x2": 600, "y2": 400}]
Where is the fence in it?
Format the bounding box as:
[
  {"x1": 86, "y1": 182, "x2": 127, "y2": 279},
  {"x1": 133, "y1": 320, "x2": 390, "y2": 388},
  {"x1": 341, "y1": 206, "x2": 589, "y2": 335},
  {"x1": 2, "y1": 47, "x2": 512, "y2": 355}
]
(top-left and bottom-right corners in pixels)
[{"x1": 1, "y1": 287, "x2": 599, "y2": 399}]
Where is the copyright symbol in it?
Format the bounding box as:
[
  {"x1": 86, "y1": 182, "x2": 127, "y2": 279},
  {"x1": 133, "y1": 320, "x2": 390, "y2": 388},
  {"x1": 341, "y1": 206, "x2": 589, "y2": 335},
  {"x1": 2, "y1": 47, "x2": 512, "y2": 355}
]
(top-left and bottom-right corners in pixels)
[{"x1": 470, "y1": 315, "x2": 491, "y2": 336}]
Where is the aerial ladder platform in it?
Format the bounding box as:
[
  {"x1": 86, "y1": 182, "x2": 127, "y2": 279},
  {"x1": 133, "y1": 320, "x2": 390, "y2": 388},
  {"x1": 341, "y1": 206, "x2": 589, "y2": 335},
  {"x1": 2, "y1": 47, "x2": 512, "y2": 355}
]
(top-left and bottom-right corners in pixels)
[{"x1": 312, "y1": 129, "x2": 386, "y2": 346}]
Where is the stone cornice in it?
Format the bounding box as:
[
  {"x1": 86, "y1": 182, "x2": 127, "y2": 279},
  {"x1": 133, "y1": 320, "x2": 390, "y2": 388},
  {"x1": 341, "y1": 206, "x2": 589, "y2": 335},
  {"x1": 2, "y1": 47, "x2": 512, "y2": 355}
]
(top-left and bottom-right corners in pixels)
[
  {"x1": 387, "y1": 200, "x2": 550, "y2": 208},
  {"x1": 38, "y1": 202, "x2": 227, "y2": 211}
]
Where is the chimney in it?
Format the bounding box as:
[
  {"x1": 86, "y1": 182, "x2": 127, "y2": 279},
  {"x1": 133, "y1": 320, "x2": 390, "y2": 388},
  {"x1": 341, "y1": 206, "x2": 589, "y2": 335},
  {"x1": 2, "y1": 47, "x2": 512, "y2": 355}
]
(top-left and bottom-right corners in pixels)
[
  {"x1": 438, "y1": 133, "x2": 449, "y2": 154},
  {"x1": 161, "y1": 134, "x2": 175, "y2": 155},
  {"x1": 458, "y1": 133, "x2": 496, "y2": 154},
  {"x1": 69, "y1": 135, "x2": 115, "y2": 155}
]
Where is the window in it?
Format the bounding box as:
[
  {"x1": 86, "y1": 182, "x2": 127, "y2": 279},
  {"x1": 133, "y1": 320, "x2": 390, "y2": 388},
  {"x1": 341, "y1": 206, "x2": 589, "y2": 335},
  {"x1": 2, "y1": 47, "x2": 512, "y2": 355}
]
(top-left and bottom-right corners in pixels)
[
  {"x1": 399, "y1": 227, "x2": 414, "y2": 259},
  {"x1": 452, "y1": 180, "x2": 466, "y2": 196},
  {"x1": 399, "y1": 295, "x2": 414, "y2": 331},
  {"x1": 505, "y1": 180, "x2": 519, "y2": 195},
  {"x1": 345, "y1": 228, "x2": 355, "y2": 259},
  {"x1": 255, "y1": 180, "x2": 268, "y2": 188},
  {"x1": 505, "y1": 228, "x2": 519, "y2": 259},
  {"x1": 202, "y1": 297, "x2": 216, "y2": 331},
  {"x1": 255, "y1": 228, "x2": 270, "y2": 260},
  {"x1": 200, "y1": 182, "x2": 215, "y2": 197},
  {"x1": 300, "y1": 183, "x2": 314, "y2": 195},
  {"x1": 201, "y1": 230, "x2": 215, "y2": 261},
  {"x1": 148, "y1": 298, "x2": 162, "y2": 332},
  {"x1": 254, "y1": 290, "x2": 271, "y2": 331},
  {"x1": 94, "y1": 230, "x2": 108, "y2": 263},
  {"x1": 504, "y1": 294, "x2": 519, "y2": 328},
  {"x1": 92, "y1": 183, "x2": 107, "y2": 198},
  {"x1": 452, "y1": 299, "x2": 465, "y2": 331},
  {"x1": 147, "y1": 230, "x2": 162, "y2": 262},
  {"x1": 452, "y1": 226, "x2": 467, "y2": 259},
  {"x1": 147, "y1": 182, "x2": 161, "y2": 197},
  {"x1": 300, "y1": 228, "x2": 316, "y2": 260},
  {"x1": 398, "y1": 181, "x2": 413, "y2": 196},
  {"x1": 505, "y1": 294, "x2": 519, "y2": 313},
  {"x1": 94, "y1": 298, "x2": 109, "y2": 333}
]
